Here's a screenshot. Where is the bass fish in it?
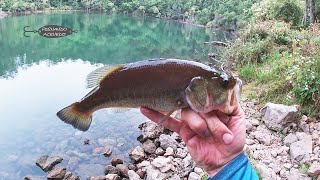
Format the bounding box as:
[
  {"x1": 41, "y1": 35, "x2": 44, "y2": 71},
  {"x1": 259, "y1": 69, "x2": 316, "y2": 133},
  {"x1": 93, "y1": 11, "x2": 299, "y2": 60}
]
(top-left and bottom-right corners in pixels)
[{"x1": 57, "y1": 59, "x2": 242, "y2": 131}]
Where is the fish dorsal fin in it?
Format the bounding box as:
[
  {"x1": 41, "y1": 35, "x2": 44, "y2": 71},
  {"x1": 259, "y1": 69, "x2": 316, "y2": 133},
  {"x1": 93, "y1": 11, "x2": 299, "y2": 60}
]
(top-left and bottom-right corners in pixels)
[{"x1": 86, "y1": 65, "x2": 123, "y2": 88}]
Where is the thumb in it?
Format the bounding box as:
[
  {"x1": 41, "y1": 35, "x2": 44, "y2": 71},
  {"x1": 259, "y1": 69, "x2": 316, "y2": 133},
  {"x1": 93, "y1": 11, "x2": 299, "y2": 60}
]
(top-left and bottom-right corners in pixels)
[{"x1": 200, "y1": 112, "x2": 234, "y2": 145}]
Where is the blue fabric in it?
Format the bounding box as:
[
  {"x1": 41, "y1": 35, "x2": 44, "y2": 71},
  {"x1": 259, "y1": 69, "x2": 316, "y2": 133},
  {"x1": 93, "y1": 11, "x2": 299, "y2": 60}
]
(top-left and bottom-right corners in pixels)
[{"x1": 207, "y1": 152, "x2": 259, "y2": 180}]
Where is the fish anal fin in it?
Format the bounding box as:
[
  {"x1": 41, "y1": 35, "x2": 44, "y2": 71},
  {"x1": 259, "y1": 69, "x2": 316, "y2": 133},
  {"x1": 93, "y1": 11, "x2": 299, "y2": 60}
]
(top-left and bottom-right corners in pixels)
[{"x1": 86, "y1": 65, "x2": 124, "y2": 88}]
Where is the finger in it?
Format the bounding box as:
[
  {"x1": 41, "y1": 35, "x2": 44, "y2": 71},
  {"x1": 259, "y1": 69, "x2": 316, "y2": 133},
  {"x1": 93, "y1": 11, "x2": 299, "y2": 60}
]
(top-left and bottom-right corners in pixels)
[
  {"x1": 200, "y1": 113, "x2": 234, "y2": 145},
  {"x1": 140, "y1": 107, "x2": 182, "y2": 133},
  {"x1": 181, "y1": 108, "x2": 210, "y2": 137}
]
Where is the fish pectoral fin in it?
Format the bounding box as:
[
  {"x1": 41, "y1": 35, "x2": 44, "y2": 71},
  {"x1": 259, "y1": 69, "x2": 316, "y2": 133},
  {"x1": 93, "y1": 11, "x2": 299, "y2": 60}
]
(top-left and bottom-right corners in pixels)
[
  {"x1": 109, "y1": 108, "x2": 131, "y2": 113},
  {"x1": 56, "y1": 103, "x2": 92, "y2": 131},
  {"x1": 159, "y1": 109, "x2": 176, "y2": 124},
  {"x1": 86, "y1": 65, "x2": 124, "y2": 88}
]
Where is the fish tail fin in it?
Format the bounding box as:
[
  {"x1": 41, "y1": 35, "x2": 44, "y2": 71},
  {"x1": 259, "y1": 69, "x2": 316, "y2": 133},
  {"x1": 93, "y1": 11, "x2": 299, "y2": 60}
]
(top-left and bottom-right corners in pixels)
[{"x1": 56, "y1": 103, "x2": 92, "y2": 131}]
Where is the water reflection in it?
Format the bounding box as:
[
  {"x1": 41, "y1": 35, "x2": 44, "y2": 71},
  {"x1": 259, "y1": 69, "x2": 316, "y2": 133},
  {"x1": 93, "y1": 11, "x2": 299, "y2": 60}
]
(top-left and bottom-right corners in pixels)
[{"x1": 0, "y1": 60, "x2": 148, "y2": 179}]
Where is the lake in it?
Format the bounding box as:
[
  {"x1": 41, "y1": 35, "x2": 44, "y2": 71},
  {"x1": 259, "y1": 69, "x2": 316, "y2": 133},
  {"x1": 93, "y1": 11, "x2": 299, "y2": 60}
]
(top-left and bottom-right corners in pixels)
[{"x1": 0, "y1": 12, "x2": 227, "y2": 179}]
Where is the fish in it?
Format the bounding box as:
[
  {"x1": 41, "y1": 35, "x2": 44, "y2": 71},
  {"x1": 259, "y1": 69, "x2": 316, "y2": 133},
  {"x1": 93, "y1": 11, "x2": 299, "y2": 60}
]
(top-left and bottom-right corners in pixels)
[{"x1": 57, "y1": 58, "x2": 242, "y2": 131}]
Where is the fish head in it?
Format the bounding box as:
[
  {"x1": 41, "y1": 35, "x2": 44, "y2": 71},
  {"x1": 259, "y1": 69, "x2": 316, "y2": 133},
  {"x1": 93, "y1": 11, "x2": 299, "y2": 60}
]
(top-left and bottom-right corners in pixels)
[{"x1": 185, "y1": 73, "x2": 242, "y2": 114}]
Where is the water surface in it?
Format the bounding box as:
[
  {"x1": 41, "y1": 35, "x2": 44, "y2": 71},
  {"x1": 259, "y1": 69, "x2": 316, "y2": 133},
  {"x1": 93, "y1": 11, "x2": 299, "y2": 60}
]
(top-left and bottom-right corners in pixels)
[{"x1": 0, "y1": 13, "x2": 227, "y2": 179}]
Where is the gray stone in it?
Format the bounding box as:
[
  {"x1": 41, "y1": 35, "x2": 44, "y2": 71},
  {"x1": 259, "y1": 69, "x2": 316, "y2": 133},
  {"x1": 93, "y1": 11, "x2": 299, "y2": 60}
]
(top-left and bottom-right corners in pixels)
[
  {"x1": 155, "y1": 147, "x2": 165, "y2": 156},
  {"x1": 260, "y1": 103, "x2": 299, "y2": 132},
  {"x1": 142, "y1": 139, "x2": 157, "y2": 154},
  {"x1": 159, "y1": 134, "x2": 180, "y2": 150},
  {"x1": 116, "y1": 164, "x2": 129, "y2": 178},
  {"x1": 256, "y1": 163, "x2": 277, "y2": 179},
  {"x1": 252, "y1": 125, "x2": 273, "y2": 145},
  {"x1": 164, "y1": 147, "x2": 174, "y2": 157},
  {"x1": 151, "y1": 156, "x2": 172, "y2": 173},
  {"x1": 103, "y1": 148, "x2": 112, "y2": 157},
  {"x1": 290, "y1": 140, "x2": 311, "y2": 162},
  {"x1": 128, "y1": 170, "x2": 141, "y2": 180},
  {"x1": 188, "y1": 172, "x2": 200, "y2": 180},
  {"x1": 246, "y1": 120, "x2": 253, "y2": 132},
  {"x1": 308, "y1": 162, "x2": 320, "y2": 177},
  {"x1": 105, "y1": 174, "x2": 120, "y2": 180},
  {"x1": 139, "y1": 122, "x2": 164, "y2": 139},
  {"x1": 175, "y1": 148, "x2": 188, "y2": 159},
  {"x1": 62, "y1": 172, "x2": 79, "y2": 180},
  {"x1": 130, "y1": 146, "x2": 145, "y2": 162},
  {"x1": 284, "y1": 133, "x2": 298, "y2": 146},
  {"x1": 194, "y1": 167, "x2": 204, "y2": 175},
  {"x1": 36, "y1": 155, "x2": 63, "y2": 172},
  {"x1": 145, "y1": 166, "x2": 167, "y2": 180},
  {"x1": 104, "y1": 165, "x2": 120, "y2": 175},
  {"x1": 47, "y1": 167, "x2": 66, "y2": 180}
]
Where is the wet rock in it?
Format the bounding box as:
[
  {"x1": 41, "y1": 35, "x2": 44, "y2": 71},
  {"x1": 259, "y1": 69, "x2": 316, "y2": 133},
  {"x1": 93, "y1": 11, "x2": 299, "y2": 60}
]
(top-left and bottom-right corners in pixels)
[
  {"x1": 284, "y1": 133, "x2": 298, "y2": 146},
  {"x1": 36, "y1": 155, "x2": 63, "y2": 172},
  {"x1": 252, "y1": 125, "x2": 273, "y2": 145},
  {"x1": 151, "y1": 156, "x2": 172, "y2": 173},
  {"x1": 105, "y1": 174, "x2": 120, "y2": 180},
  {"x1": 142, "y1": 139, "x2": 157, "y2": 154},
  {"x1": 103, "y1": 148, "x2": 112, "y2": 157},
  {"x1": 47, "y1": 167, "x2": 66, "y2": 180},
  {"x1": 164, "y1": 147, "x2": 174, "y2": 157},
  {"x1": 260, "y1": 103, "x2": 299, "y2": 132},
  {"x1": 62, "y1": 172, "x2": 80, "y2": 180},
  {"x1": 139, "y1": 122, "x2": 164, "y2": 139},
  {"x1": 159, "y1": 134, "x2": 180, "y2": 150},
  {"x1": 188, "y1": 172, "x2": 200, "y2": 180},
  {"x1": 105, "y1": 165, "x2": 120, "y2": 175},
  {"x1": 308, "y1": 162, "x2": 320, "y2": 177},
  {"x1": 111, "y1": 157, "x2": 123, "y2": 166},
  {"x1": 128, "y1": 170, "x2": 141, "y2": 180},
  {"x1": 116, "y1": 164, "x2": 129, "y2": 177},
  {"x1": 155, "y1": 147, "x2": 165, "y2": 156},
  {"x1": 130, "y1": 146, "x2": 145, "y2": 162}
]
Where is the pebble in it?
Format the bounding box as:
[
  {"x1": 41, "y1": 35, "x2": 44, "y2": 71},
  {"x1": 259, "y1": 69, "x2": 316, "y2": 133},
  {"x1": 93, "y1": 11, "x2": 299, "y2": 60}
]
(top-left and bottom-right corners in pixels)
[
  {"x1": 128, "y1": 170, "x2": 141, "y2": 180},
  {"x1": 111, "y1": 157, "x2": 123, "y2": 166},
  {"x1": 47, "y1": 167, "x2": 66, "y2": 180},
  {"x1": 36, "y1": 155, "x2": 63, "y2": 172},
  {"x1": 188, "y1": 172, "x2": 200, "y2": 180},
  {"x1": 194, "y1": 167, "x2": 203, "y2": 175},
  {"x1": 164, "y1": 147, "x2": 174, "y2": 157},
  {"x1": 116, "y1": 164, "x2": 129, "y2": 177}
]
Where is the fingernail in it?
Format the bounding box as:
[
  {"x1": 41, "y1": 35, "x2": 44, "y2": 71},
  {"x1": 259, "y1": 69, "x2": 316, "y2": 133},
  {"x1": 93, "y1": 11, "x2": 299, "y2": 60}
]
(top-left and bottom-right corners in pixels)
[{"x1": 222, "y1": 133, "x2": 233, "y2": 145}]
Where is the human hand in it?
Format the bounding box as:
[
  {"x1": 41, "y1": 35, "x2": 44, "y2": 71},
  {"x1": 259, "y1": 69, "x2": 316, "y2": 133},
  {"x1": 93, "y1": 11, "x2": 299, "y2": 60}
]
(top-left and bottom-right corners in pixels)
[{"x1": 140, "y1": 104, "x2": 246, "y2": 176}]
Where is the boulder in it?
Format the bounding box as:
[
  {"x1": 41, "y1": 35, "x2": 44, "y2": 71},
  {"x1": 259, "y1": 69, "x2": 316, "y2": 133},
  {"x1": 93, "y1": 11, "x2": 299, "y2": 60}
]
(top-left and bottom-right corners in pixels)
[
  {"x1": 142, "y1": 139, "x2": 157, "y2": 154},
  {"x1": 47, "y1": 167, "x2": 66, "y2": 180},
  {"x1": 128, "y1": 170, "x2": 141, "y2": 180},
  {"x1": 130, "y1": 146, "x2": 145, "y2": 162},
  {"x1": 260, "y1": 103, "x2": 299, "y2": 132},
  {"x1": 138, "y1": 122, "x2": 164, "y2": 139},
  {"x1": 116, "y1": 164, "x2": 129, "y2": 177},
  {"x1": 36, "y1": 155, "x2": 63, "y2": 172}
]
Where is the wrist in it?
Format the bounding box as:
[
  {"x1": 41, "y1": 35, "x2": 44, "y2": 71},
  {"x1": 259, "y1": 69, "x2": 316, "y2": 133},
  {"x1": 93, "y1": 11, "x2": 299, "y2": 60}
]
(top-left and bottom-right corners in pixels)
[{"x1": 205, "y1": 151, "x2": 243, "y2": 176}]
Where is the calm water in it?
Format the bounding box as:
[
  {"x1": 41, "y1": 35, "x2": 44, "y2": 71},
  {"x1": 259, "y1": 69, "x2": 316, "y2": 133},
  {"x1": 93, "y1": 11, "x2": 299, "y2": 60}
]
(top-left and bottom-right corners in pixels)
[{"x1": 0, "y1": 13, "x2": 227, "y2": 179}]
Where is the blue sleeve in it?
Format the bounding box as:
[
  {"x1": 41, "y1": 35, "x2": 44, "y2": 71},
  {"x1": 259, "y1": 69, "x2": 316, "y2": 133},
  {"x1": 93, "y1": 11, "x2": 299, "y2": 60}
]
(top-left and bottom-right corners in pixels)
[{"x1": 207, "y1": 152, "x2": 259, "y2": 180}]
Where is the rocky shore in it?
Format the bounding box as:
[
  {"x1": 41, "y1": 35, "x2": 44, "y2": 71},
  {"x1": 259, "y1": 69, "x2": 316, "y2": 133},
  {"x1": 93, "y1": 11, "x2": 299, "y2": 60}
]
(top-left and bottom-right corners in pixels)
[
  {"x1": 0, "y1": 11, "x2": 9, "y2": 18},
  {"x1": 30, "y1": 99, "x2": 320, "y2": 180}
]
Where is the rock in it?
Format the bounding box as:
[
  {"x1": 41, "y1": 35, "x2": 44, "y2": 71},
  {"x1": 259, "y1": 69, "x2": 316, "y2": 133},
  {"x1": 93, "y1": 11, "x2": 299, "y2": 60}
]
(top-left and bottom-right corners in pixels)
[
  {"x1": 130, "y1": 146, "x2": 145, "y2": 162},
  {"x1": 66, "y1": 150, "x2": 88, "y2": 159},
  {"x1": 111, "y1": 157, "x2": 123, "y2": 166},
  {"x1": 89, "y1": 176, "x2": 106, "y2": 180},
  {"x1": 188, "y1": 172, "x2": 200, "y2": 180},
  {"x1": 47, "y1": 167, "x2": 66, "y2": 180},
  {"x1": 103, "y1": 148, "x2": 112, "y2": 157},
  {"x1": 194, "y1": 167, "x2": 204, "y2": 175},
  {"x1": 105, "y1": 174, "x2": 120, "y2": 180},
  {"x1": 256, "y1": 163, "x2": 277, "y2": 179},
  {"x1": 164, "y1": 147, "x2": 174, "y2": 157},
  {"x1": 139, "y1": 122, "x2": 165, "y2": 139},
  {"x1": 105, "y1": 165, "x2": 120, "y2": 175},
  {"x1": 175, "y1": 148, "x2": 188, "y2": 159},
  {"x1": 128, "y1": 170, "x2": 141, "y2": 180},
  {"x1": 144, "y1": 166, "x2": 167, "y2": 180},
  {"x1": 289, "y1": 133, "x2": 312, "y2": 163},
  {"x1": 136, "y1": 169, "x2": 145, "y2": 179},
  {"x1": 116, "y1": 164, "x2": 129, "y2": 177},
  {"x1": 308, "y1": 162, "x2": 320, "y2": 177},
  {"x1": 128, "y1": 163, "x2": 137, "y2": 171},
  {"x1": 252, "y1": 125, "x2": 273, "y2": 145},
  {"x1": 286, "y1": 168, "x2": 310, "y2": 180},
  {"x1": 142, "y1": 139, "x2": 157, "y2": 154},
  {"x1": 62, "y1": 172, "x2": 79, "y2": 180},
  {"x1": 260, "y1": 103, "x2": 299, "y2": 132},
  {"x1": 151, "y1": 156, "x2": 172, "y2": 173},
  {"x1": 155, "y1": 147, "x2": 165, "y2": 156},
  {"x1": 246, "y1": 120, "x2": 253, "y2": 132},
  {"x1": 36, "y1": 155, "x2": 63, "y2": 172},
  {"x1": 284, "y1": 133, "x2": 298, "y2": 146},
  {"x1": 171, "y1": 132, "x2": 180, "y2": 141},
  {"x1": 137, "y1": 160, "x2": 151, "y2": 169},
  {"x1": 159, "y1": 134, "x2": 180, "y2": 150}
]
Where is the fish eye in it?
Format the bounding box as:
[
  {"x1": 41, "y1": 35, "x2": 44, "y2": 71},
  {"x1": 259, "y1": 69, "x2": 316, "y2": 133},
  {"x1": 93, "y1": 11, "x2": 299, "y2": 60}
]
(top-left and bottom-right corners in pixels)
[{"x1": 220, "y1": 79, "x2": 229, "y2": 89}]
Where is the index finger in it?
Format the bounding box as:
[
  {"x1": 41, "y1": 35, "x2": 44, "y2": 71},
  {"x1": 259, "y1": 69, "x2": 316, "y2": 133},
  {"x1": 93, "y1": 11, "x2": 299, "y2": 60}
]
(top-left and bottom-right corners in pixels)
[{"x1": 140, "y1": 107, "x2": 183, "y2": 133}]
